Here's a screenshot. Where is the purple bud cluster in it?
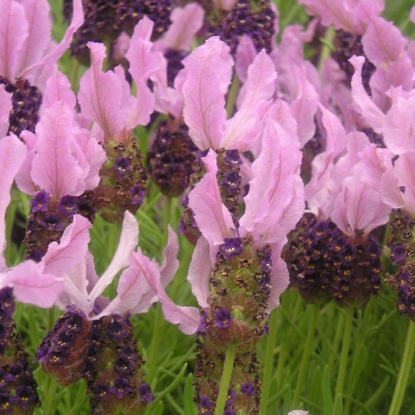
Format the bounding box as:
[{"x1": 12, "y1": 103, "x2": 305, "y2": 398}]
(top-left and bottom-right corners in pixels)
[
  {"x1": 0, "y1": 76, "x2": 42, "y2": 137},
  {"x1": 386, "y1": 210, "x2": 415, "y2": 319},
  {"x1": 63, "y1": 0, "x2": 172, "y2": 63},
  {"x1": 0, "y1": 288, "x2": 40, "y2": 414},
  {"x1": 83, "y1": 314, "x2": 153, "y2": 414},
  {"x1": 287, "y1": 214, "x2": 382, "y2": 307},
  {"x1": 148, "y1": 117, "x2": 199, "y2": 197},
  {"x1": 209, "y1": 0, "x2": 277, "y2": 54}
]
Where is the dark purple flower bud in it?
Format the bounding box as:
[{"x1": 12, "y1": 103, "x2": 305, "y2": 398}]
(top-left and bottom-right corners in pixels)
[
  {"x1": 392, "y1": 244, "x2": 405, "y2": 265},
  {"x1": 241, "y1": 382, "x2": 255, "y2": 396},
  {"x1": 114, "y1": 157, "x2": 131, "y2": 179},
  {"x1": 220, "y1": 171, "x2": 240, "y2": 195},
  {"x1": 130, "y1": 185, "x2": 144, "y2": 205},
  {"x1": 196, "y1": 310, "x2": 208, "y2": 337},
  {"x1": 225, "y1": 387, "x2": 237, "y2": 407},
  {"x1": 30, "y1": 192, "x2": 51, "y2": 213},
  {"x1": 214, "y1": 309, "x2": 233, "y2": 328},
  {"x1": 57, "y1": 195, "x2": 79, "y2": 218},
  {"x1": 39, "y1": 215, "x2": 63, "y2": 231},
  {"x1": 224, "y1": 150, "x2": 242, "y2": 167},
  {"x1": 199, "y1": 395, "x2": 212, "y2": 414},
  {"x1": 219, "y1": 238, "x2": 243, "y2": 260},
  {"x1": 138, "y1": 383, "x2": 154, "y2": 403},
  {"x1": 110, "y1": 377, "x2": 132, "y2": 399}
]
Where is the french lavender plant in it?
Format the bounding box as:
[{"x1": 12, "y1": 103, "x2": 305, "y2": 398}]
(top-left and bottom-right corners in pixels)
[{"x1": 2, "y1": 0, "x2": 415, "y2": 414}]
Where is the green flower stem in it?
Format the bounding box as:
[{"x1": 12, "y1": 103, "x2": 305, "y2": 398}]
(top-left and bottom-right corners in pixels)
[
  {"x1": 148, "y1": 304, "x2": 163, "y2": 385},
  {"x1": 293, "y1": 304, "x2": 319, "y2": 407},
  {"x1": 335, "y1": 307, "x2": 354, "y2": 399},
  {"x1": 214, "y1": 347, "x2": 236, "y2": 415},
  {"x1": 328, "y1": 309, "x2": 345, "y2": 373},
  {"x1": 43, "y1": 375, "x2": 58, "y2": 415},
  {"x1": 318, "y1": 25, "x2": 335, "y2": 73},
  {"x1": 387, "y1": 319, "x2": 415, "y2": 415},
  {"x1": 226, "y1": 76, "x2": 240, "y2": 119},
  {"x1": 260, "y1": 309, "x2": 279, "y2": 415},
  {"x1": 163, "y1": 197, "x2": 172, "y2": 249}
]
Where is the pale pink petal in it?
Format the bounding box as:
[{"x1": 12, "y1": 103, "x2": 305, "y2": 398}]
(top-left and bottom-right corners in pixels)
[
  {"x1": 289, "y1": 68, "x2": 319, "y2": 147},
  {"x1": 331, "y1": 177, "x2": 390, "y2": 236},
  {"x1": 380, "y1": 152, "x2": 405, "y2": 210},
  {"x1": 72, "y1": 128, "x2": 106, "y2": 191},
  {"x1": 235, "y1": 35, "x2": 257, "y2": 83},
  {"x1": 141, "y1": 259, "x2": 200, "y2": 334},
  {"x1": 392, "y1": 152, "x2": 415, "y2": 217},
  {"x1": 87, "y1": 211, "x2": 139, "y2": 302},
  {"x1": 411, "y1": 6, "x2": 415, "y2": 24},
  {"x1": 42, "y1": 215, "x2": 92, "y2": 278},
  {"x1": 42, "y1": 71, "x2": 76, "y2": 111},
  {"x1": 157, "y1": 3, "x2": 204, "y2": 51},
  {"x1": 159, "y1": 226, "x2": 180, "y2": 287},
  {"x1": 31, "y1": 101, "x2": 84, "y2": 198},
  {"x1": 240, "y1": 119, "x2": 304, "y2": 245},
  {"x1": 16, "y1": 0, "x2": 51, "y2": 77},
  {"x1": 305, "y1": 105, "x2": 346, "y2": 201},
  {"x1": 2, "y1": 261, "x2": 64, "y2": 308},
  {"x1": 188, "y1": 150, "x2": 235, "y2": 251},
  {"x1": 14, "y1": 131, "x2": 37, "y2": 195},
  {"x1": 19, "y1": 0, "x2": 84, "y2": 80},
  {"x1": 267, "y1": 242, "x2": 290, "y2": 311},
  {"x1": 125, "y1": 17, "x2": 160, "y2": 125},
  {"x1": 0, "y1": 0, "x2": 28, "y2": 80},
  {"x1": 187, "y1": 237, "x2": 211, "y2": 309},
  {"x1": 55, "y1": 259, "x2": 90, "y2": 312},
  {"x1": 0, "y1": 85, "x2": 12, "y2": 138},
  {"x1": 362, "y1": 17, "x2": 406, "y2": 67},
  {"x1": 95, "y1": 250, "x2": 157, "y2": 318},
  {"x1": 0, "y1": 135, "x2": 26, "y2": 269},
  {"x1": 78, "y1": 42, "x2": 125, "y2": 141},
  {"x1": 182, "y1": 37, "x2": 233, "y2": 150},
  {"x1": 382, "y1": 96, "x2": 415, "y2": 154},
  {"x1": 350, "y1": 55, "x2": 385, "y2": 133},
  {"x1": 222, "y1": 50, "x2": 277, "y2": 151}
]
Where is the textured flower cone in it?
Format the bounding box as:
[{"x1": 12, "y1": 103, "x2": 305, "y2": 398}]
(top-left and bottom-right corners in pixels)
[
  {"x1": 386, "y1": 210, "x2": 415, "y2": 319},
  {"x1": 148, "y1": 117, "x2": 199, "y2": 197},
  {"x1": 0, "y1": 287, "x2": 40, "y2": 414},
  {"x1": 36, "y1": 306, "x2": 92, "y2": 386},
  {"x1": 286, "y1": 214, "x2": 382, "y2": 308},
  {"x1": 0, "y1": 76, "x2": 42, "y2": 137},
  {"x1": 83, "y1": 314, "x2": 153, "y2": 415},
  {"x1": 92, "y1": 138, "x2": 147, "y2": 223},
  {"x1": 24, "y1": 192, "x2": 87, "y2": 261},
  {"x1": 194, "y1": 239, "x2": 271, "y2": 414},
  {"x1": 63, "y1": 0, "x2": 172, "y2": 64},
  {"x1": 208, "y1": 0, "x2": 277, "y2": 54}
]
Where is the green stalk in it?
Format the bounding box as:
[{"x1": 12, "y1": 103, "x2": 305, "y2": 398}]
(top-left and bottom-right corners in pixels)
[
  {"x1": 328, "y1": 309, "x2": 345, "y2": 373},
  {"x1": 293, "y1": 304, "x2": 319, "y2": 407},
  {"x1": 214, "y1": 347, "x2": 236, "y2": 415},
  {"x1": 260, "y1": 310, "x2": 279, "y2": 415},
  {"x1": 387, "y1": 319, "x2": 415, "y2": 415},
  {"x1": 335, "y1": 307, "x2": 354, "y2": 399},
  {"x1": 318, "y1": 26, "x2": 335, "y2": 73},
  {"x1": 42, "y1": 376, "x2": 58, "y2": 415},
  {"x1": 226, "y1": 76, "x2": 240, "y2": 119}
]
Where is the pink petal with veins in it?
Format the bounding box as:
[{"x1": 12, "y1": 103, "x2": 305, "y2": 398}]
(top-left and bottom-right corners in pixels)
[
  {"x1": 222, "y1": 50, "x2": 277, "y2": 151},
  {"x1": 31, "y1": 101, "x2": 84, "y2": 198},
  {"x1": 188, "y1": 150, "x2": 235, "y2": 252},
  {"x1": 0, "y1": 85, "x2": 12, "y2": 138},
  {"x1": 0, "y1": 0, "x2": 28, "y2": 80},
  {"x1": 182, "y1": 37, "x2": 233, "y2": 150}
]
